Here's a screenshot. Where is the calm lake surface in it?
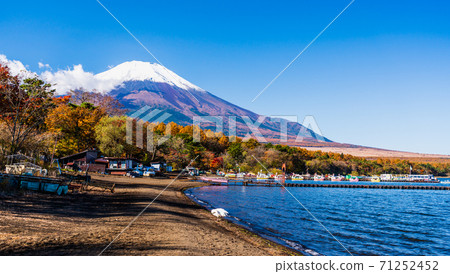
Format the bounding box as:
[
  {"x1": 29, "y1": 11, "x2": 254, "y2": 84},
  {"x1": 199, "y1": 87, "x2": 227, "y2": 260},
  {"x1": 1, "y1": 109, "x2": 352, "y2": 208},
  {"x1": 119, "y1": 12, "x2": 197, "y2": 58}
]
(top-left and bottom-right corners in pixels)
[{"x1": 186, "y1": 181, "x2": 450, "y2": 256}]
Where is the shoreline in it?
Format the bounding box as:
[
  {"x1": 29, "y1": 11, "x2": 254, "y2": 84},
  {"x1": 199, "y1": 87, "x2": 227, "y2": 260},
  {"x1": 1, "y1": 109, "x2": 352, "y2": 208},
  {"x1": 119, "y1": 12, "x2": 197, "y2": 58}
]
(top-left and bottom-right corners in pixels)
[
  {"x1": 0, "y1": 175, "x2": 299, "y2": 256},
  {"x1": 182, "y1": 184, "x2": 313, "y2": 255},
  {"x1": 177, "y1": 182, "x2": 302, "y2": 256}
]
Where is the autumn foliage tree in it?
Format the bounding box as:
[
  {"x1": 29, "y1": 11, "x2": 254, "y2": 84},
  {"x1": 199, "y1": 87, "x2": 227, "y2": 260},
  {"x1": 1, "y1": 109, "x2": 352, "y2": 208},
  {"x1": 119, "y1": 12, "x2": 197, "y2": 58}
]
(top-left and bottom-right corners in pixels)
[
  {"x1": 46, "y1": 101, "x2": 105, "y2": 156},
  {"x1": 210, "y1": 156, "x2": 223, "y2": 171},
  {"x1": 94, "y1": 115, "x2": 139, "y2": 158},
  {"x1": 0, "y1": 64, "x2": 55, "y2": 155}
]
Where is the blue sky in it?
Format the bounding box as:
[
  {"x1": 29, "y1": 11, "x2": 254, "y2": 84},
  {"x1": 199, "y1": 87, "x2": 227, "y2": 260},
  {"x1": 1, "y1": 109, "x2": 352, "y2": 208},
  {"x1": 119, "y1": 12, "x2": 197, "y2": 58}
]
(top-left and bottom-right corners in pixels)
[{"x1": 1, "y1": 0, "x2": 449, "y2": 154}]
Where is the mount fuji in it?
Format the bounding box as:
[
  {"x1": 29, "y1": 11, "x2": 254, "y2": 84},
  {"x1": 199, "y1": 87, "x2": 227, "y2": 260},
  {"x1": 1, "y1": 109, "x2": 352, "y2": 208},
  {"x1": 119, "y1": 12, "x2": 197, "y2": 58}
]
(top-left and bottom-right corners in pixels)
[{"x1": 84, "y1": 60, "x2": 331, "y2": 144}]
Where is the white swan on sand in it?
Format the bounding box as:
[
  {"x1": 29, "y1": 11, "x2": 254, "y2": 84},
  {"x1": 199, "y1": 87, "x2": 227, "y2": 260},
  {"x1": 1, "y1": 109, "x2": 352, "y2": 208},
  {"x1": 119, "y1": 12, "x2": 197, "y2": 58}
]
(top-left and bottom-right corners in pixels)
[{"x1": 211, "y1": 208, "x2": 229, "y2": 217}]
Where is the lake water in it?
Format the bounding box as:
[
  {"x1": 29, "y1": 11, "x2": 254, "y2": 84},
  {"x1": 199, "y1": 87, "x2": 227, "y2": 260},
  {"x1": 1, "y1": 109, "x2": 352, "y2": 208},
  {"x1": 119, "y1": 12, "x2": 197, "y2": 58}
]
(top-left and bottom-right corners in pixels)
[{"x1": 185, "y1": 181, "x2": 450, "y2": 256}]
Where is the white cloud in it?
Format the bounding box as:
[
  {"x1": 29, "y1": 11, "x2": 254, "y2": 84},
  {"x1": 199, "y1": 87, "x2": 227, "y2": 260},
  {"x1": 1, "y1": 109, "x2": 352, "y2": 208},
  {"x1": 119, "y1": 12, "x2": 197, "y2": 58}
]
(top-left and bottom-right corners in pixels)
[
  {"x1": 1, "y1": 54, "x2": 121, "y2": 95},
  {"x1": 40, "y1": 65, "x2": 122, "y2": 95},
  {"x1": 38, "y1": 62, "x2": 51, "y2": 69},
  {"x1": 0, "y1": 54, "x2": 36, "y2": 79}
]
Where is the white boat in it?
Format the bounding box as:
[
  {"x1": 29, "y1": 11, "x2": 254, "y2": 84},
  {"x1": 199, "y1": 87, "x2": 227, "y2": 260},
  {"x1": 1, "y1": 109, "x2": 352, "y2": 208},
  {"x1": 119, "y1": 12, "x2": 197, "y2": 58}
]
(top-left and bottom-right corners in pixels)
[
  {"x1": 371, "y1": 176, "x2": 381, "y2": 183},
  {"x1": 274, "y1": 174, "x2": 287, "y2": 182},
  {"x1": 200, "y1": 176, "x2": 228, "y2": 183},
  {"x1": 224, "y1": 173, "x2": 236, "y2": 178},
  {"x1": 257, "y1": 173, "x2": 269, "y2": 180},
  {"x1": 331, "y1": 175, "x2": 343, "y2": 181},
  {"x1": 291, "y1": 174, "x2": 304, "y2": 181},
  {"x1": 314, "y1": 175, "x2": 325, "y2": 181},
  {"x1": 237, "y1": 172, "x2": 248, "y2": 179}
]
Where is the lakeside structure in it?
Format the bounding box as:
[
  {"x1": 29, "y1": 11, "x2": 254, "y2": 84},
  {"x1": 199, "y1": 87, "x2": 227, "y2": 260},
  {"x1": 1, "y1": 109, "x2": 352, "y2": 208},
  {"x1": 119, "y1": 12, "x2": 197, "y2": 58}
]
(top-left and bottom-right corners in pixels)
[
  {"x1": 59, "y1": 150, "x2": 101, "y2": 171},
  {"x1": 56, "y1": 151, "x2": 176, "y2": 177},
  {"x1": 217, "y1": 172, "x2": 440, "y2": 183},
  {"x1": 57, "y1": 151, "x2": 155, "y2": 176},
  {"x1": 199, "y1": 176, "x2": 450, "y2": 190},
  {"x1": 104, "y1": 157, "x2": 141, "y2": 175},
  {"x1": 380, "y1": 174, "x2": 438, "y2": 182}
]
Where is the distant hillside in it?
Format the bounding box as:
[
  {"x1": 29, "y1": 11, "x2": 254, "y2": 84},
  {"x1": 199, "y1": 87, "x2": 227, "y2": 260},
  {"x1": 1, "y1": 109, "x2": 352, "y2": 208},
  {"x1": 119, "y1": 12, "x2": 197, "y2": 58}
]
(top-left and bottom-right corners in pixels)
[{"x1": 300, "y1": 145, "x2": 450, "y2": 162}]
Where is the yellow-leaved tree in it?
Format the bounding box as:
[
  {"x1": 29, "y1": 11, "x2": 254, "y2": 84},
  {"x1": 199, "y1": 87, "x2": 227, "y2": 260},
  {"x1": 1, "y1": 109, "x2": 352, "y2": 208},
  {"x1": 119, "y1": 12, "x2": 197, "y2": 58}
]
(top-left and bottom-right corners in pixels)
[{"x1": 46, "y1": 101, "x2": 105, "y2": 156}]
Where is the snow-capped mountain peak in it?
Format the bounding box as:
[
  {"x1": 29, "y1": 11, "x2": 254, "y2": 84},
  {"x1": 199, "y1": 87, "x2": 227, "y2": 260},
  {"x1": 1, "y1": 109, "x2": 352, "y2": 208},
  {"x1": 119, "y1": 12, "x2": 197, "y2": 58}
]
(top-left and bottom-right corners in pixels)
[
  {"x1": 0, "y1": 54, "x2": 329, "y2": 143},
  {"x1": 95, "y1": 61, "x2": 204, "y2": 92}
]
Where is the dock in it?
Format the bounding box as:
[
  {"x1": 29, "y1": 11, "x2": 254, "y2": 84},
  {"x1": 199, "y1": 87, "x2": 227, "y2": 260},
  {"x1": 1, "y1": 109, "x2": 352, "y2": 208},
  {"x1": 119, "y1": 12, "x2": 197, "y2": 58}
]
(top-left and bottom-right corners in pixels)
[{"x1": 199, "y1": 178, "x2": 450, "y2": 190}]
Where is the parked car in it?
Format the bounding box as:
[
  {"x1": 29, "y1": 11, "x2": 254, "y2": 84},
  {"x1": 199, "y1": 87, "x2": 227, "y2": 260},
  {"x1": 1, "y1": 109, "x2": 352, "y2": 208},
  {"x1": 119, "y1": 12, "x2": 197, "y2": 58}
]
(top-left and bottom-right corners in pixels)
[
  {"x1": 127, "y1": 168, "x2": 143, "y2": 178},
  {"x1": 143, "y1": 169, "x2": 156, "y2": 177}
]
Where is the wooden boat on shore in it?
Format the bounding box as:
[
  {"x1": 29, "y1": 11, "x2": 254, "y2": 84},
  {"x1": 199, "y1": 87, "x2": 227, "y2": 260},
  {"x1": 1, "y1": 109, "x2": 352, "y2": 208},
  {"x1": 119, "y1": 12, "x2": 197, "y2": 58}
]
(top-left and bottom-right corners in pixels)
[
  {"x1": 0, "y1": 172, "x2": 70, "y2": 195},
  {"x1": 20, "y1": 180, "x2": 69, "y2": 195}
]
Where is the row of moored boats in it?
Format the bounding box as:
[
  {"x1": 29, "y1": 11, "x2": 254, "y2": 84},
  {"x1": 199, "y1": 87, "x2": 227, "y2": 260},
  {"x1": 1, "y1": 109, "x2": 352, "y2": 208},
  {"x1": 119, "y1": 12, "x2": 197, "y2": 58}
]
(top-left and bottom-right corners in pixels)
[
  {"x1": 219, "y1": 172, "x2": 441, "y2": 183},
  {"x1": 223, "y1": 173, "x2": 363, "y2": 182}
]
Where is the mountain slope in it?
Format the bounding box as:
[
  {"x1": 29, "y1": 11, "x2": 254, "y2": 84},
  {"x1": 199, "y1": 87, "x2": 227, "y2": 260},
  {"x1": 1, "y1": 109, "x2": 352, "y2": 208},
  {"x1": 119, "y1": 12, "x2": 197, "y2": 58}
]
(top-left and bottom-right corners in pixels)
[{"x1": 99, "y1": 61, "x2": 331, "y2": 143}]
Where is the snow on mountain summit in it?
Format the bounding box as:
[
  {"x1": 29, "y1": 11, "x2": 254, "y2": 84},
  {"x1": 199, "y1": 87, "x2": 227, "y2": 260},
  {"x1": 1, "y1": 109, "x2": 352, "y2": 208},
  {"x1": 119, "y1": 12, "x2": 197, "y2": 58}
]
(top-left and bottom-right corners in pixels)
[{"x1": 96, "y1": 61, "x2": 204, "y2": 92}]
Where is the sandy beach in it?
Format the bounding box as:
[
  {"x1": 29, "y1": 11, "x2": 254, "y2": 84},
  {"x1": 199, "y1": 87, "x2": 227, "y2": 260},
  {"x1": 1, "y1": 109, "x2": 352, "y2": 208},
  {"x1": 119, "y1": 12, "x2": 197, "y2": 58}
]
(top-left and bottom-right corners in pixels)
[{"x1": 0, "y1": 175, "x2": 298, "y2": 256}]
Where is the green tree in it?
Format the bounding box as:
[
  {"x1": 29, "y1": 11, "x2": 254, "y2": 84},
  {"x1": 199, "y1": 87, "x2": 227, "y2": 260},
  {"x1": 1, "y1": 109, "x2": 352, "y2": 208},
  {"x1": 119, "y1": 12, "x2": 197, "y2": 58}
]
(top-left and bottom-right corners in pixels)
[
  {"x1": 95, "y1": 116, "x2": 127, "y2": 157},
  {"x1": 227, "y1": 142, "x2": 245, "y2": 164}
]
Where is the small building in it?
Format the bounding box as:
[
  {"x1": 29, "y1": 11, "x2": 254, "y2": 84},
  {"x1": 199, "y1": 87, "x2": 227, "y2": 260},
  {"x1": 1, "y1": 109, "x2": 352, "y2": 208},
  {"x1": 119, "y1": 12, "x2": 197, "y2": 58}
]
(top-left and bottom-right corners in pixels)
[
  {"x1": 185, "y1": 166, "x2": 199, "y2": 176},
  {"x1": 59, "y1": 150, "x2": 99, "y2": 171},
  {"x1": 105, "y1": 157, "x2": 140, "y2": 175},
  {"x1": 58, "y1": 150, "x2": 111, "y2": 173},
  {"x1": 87, "y1": 158, "x2": 109, "y2": 173},
  {"x1": 150, "y1": 162, "x2": 170, "y2": 172}
]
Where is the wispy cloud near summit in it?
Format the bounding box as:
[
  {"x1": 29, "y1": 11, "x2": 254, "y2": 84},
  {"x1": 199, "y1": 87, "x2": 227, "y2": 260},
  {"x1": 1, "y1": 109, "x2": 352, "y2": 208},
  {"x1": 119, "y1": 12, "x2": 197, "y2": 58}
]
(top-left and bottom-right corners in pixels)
[{"x1": 40, "y1": 64, "x2": 120, "y2": 95}]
